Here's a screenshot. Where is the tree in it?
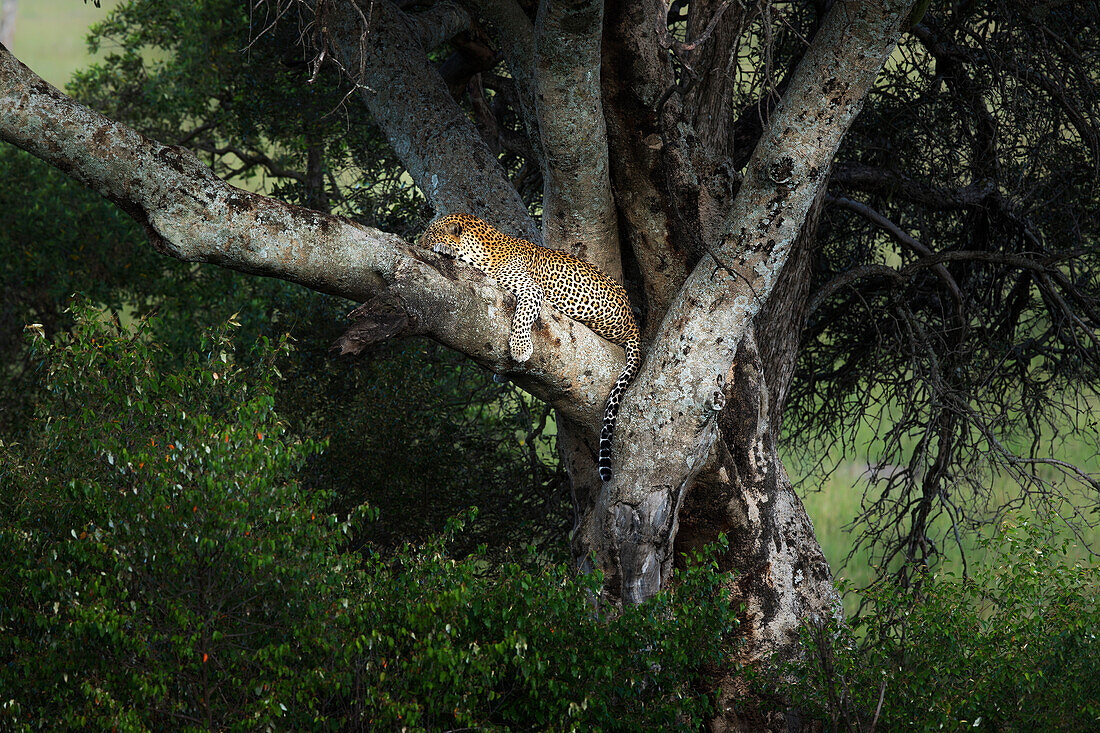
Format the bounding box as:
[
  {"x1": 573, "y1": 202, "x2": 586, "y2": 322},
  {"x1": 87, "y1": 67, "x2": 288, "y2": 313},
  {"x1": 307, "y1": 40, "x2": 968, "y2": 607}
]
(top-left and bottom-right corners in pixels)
[{"x1": 2, "y1": 0, "x2": 1098, "y2": 727}]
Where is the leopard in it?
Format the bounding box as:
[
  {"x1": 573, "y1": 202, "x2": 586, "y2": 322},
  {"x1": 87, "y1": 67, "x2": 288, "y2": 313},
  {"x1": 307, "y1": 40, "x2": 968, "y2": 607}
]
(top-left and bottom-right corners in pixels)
[{"x1": 419, "y1": 213, "x2": 641, "y2": 483}]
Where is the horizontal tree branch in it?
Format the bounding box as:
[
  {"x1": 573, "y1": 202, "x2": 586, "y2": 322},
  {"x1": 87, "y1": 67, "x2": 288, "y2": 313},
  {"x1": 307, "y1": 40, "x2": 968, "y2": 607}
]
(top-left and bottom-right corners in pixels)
[
  {"x1": 807, "y1": 263, "x2": 905, "y2": 315},
  {"x1": 808, "y1": 248, "x2": 1100, "y2": 329},
  {"x1": 0, "y1": 44, "x2": 618, "y2": 433}
]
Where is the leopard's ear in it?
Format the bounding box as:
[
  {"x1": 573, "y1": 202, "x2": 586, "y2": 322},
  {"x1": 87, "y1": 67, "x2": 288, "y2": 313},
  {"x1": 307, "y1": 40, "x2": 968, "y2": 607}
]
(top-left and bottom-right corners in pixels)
[{"x1": 444, "y1": 220, "x2": 463, "y2": 237}]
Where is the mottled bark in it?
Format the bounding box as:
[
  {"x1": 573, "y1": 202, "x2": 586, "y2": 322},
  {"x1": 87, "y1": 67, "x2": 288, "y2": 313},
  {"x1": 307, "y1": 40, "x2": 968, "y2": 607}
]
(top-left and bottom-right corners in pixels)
[
  {"x1": 534, "y1": 0, "x2": 620, "y2": 278},
  {"x1": 601, "y1": 0, "x2": 688, "y2": 331},
  {"x1": 676, "y1": 194, "x2": 836, "y2": 731},
  {"x1": 0, "y1": 46, "x2": 617, "y2": 433},
  {"x1": 577, "y1": 0, "x2": 911, "y2": 607},
  {"x1": 685, "y1": 334, "x2": 840, "y2": 733}
]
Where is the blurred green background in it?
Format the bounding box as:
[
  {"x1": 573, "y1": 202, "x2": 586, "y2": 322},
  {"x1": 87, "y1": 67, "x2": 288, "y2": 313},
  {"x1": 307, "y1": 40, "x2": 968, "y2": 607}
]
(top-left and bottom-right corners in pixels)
[{"x1": 6, "y1": 0, "x2": 121, "y2": 88}]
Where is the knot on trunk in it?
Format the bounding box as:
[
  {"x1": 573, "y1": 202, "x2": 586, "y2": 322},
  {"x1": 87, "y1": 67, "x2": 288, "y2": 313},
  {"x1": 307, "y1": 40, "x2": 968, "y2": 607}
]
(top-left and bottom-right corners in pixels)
[{"x1": 333, "y1": 292, "x2": 420, "y2": 356}]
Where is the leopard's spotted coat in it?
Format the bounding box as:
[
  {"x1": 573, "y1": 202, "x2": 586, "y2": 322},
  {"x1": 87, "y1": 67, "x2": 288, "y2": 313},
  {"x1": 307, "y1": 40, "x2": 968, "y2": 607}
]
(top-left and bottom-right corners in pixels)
[{"x1": 420, "y1": 213, "x2": 641, "y2": 482}]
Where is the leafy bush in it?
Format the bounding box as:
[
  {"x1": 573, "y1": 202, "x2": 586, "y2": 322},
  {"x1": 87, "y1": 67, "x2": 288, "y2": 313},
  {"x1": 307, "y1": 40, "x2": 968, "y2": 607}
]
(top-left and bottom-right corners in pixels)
[
  {"x1": 0, "y1": 306, "x2": 339, "y2": 730},
  {"x1": 0, "y1": 307, "x2": 736, "y2": 731},
  {"x1": 791, "y1": 520, "x2": 1100, "y2": 731},
  {"x1": 333, "y1": 524, "x2": 736, "y2": 732}
]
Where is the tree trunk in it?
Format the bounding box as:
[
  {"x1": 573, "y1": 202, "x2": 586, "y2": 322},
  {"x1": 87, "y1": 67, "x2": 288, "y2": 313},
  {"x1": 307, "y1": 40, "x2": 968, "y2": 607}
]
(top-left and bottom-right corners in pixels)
[
  {"x1": 570, "y1": 0, "x2": 908, "y2": 601},
  {"x1": 559, "y1": 184, "x2": 839, "y2": 730},
  {"x1": 0, "y1": 1, "x2": 914, "y2": 727}
]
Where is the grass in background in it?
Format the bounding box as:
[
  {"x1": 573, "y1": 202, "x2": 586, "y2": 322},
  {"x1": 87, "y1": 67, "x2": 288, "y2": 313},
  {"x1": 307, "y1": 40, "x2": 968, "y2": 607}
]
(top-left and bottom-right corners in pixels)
[
  {"x1": 8, "y1": 0, "x2": 120, "y2": 88},
  {"x1": 790, "y1": 404, "x2": 1100, "y2": 615}
]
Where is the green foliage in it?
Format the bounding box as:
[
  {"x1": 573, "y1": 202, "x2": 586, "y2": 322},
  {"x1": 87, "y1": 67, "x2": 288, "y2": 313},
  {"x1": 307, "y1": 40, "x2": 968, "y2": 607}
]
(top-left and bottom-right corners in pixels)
[
  {"x1": 333, "y1": 525, "x2": 736, "y2": 732},
  {"x1": 70, "y1": 0, "x2": 430, "y2": 230},
  {"x1": 0, "y1": 308, "x2": 736, "y2": 731},
  {"x1": 0, "y1": 147, "x2": 146, "y2": 315},
  {"x1": 0, "y1": 303, "x2": 338, "y2": 730},
  {"x1": 0, "y1": 144, "x2": 141, "y2": 432},
  {"x1": 790, "y1": 520, "x2": 1100, "y2": 731}
]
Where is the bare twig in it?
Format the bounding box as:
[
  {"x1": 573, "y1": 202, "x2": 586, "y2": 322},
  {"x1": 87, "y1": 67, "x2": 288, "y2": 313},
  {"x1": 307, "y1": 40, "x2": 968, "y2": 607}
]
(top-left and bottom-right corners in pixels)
[{"x1": 655, "y1": 0, "x2": 734, "y2": 55}]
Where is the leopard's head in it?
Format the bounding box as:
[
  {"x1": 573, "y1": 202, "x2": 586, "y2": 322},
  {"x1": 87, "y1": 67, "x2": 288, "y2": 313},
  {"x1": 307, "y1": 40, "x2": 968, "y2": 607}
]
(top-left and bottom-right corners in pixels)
[{"x1": 419, "y1": 214, "x2": 492, "y2": 271}]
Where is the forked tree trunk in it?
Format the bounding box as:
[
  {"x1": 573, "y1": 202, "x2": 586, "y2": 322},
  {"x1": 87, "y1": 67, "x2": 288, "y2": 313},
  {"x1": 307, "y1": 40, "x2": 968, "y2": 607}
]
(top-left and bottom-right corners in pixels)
[
  {"x1": 0, "y1": 0, "x2": 911, "y2": 727},
  {"x1": 561, "y1": 189, "x2": 838, "y2": 730},
  {"x1": 564, "y1": 6, "x2": 907, "y2": 726}
]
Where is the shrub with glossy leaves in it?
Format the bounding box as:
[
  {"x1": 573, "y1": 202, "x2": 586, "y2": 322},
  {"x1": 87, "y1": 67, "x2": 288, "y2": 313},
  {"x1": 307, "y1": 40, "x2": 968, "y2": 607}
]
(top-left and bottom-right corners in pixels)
[
  {"x1": 330, "y1": 525, "x2": 737, "y2": 731},
  {"x1": 0, "y1": 305, "x2": 339, "y2": 730},
  {"x1": 0, "y1": 306, "x2": 737, "y2": 731}
]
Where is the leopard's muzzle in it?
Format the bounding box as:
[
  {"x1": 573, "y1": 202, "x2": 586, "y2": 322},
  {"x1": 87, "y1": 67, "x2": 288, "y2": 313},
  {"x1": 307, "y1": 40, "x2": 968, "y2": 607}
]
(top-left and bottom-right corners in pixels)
[{"x1": 431, "y1": 242, "x2": 474, "y2": 265}]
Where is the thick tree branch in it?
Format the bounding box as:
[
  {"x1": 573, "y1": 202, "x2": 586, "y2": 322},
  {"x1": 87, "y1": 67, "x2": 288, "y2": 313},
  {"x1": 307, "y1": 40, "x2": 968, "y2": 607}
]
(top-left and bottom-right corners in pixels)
[
  {"x1": 579, "y1": 0, "x2": 912, "y2": 606},
  {"x1": 676, "y1": 330, "x2": 842, "y2": 681},
  {"x1": 320, "y1": 0, "x2": 537, "y2": 241},
  {"x1": 533, "y1": 0, "x2": 620, "y2": 278},
  {"x1": 0, "y1": 45, "x2": 618, "y2": 432},
  {"x1": 681, "y1": 0, "x2": 756, "y2": 163},
  {"x1": 475, "y1": 75, "x2": 539, "y2": 161}
]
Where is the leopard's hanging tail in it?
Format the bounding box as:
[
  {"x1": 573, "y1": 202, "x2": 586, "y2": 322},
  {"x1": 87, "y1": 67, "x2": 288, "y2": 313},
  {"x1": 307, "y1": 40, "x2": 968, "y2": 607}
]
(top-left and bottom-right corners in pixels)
[{"x1": 598, "y1": 337, "x2": 642, "y2": 482}]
